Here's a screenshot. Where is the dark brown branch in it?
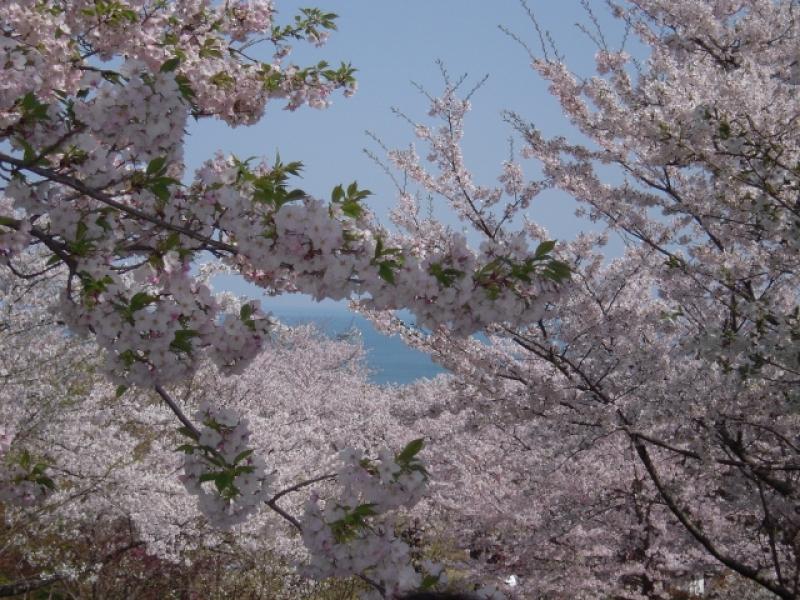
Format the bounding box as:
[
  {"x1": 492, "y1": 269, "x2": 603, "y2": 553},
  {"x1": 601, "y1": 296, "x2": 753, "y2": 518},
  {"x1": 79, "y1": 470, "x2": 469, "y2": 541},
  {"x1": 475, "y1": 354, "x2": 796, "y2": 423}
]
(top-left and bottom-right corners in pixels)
[
  {"x1": 631, "y1": 438, "x2": 792, "y2": 600},
  {"x1": 264, "y1": 497, "x2": 302, "y2": 530},
  {"x1": 0, "y1": 576, "x2": 63, "y2": 597},
  {"x1": 154, "y1": 385, "x2": 200, "y2": 439},
  {"x1": 268, "y1": 474, "x2": 336, "y2": 505}
]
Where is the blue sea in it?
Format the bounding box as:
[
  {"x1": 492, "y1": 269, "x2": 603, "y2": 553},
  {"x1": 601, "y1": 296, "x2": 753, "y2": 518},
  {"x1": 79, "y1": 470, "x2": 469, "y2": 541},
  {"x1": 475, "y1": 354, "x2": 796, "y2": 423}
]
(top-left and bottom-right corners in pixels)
[{"x1": 267, "y1": 303, "x2": 444, "y2": 386}]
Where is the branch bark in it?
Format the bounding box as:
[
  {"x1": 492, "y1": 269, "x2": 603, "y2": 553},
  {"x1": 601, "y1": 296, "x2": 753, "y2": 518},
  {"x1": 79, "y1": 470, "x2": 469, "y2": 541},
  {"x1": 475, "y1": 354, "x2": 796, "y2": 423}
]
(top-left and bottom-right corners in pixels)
[
  {"x1": 630, "y1": 438, "x2": 793, "y2": 600},
  {"x1": 0, "y1": 575, "x2": 62, "y2": 597}
]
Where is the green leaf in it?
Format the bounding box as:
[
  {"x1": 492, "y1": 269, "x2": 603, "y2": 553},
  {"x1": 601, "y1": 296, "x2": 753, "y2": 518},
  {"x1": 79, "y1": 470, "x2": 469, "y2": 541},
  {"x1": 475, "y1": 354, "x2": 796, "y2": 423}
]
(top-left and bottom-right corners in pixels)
[
  {"x1": 233, "y1": 449, "x2": 254, "y2": 464},
  {"x1": 332, "y1": 182, "x2": 370, "y2": 218},
  {"x1": 664, "y1": 255, "x2": 684, "y2": 269},
  {"x1": 543, "y1": 260, "x2": 571, "y2": 282},
  {"x1": 408, "y1": 463, "x2": 430, "y2": 478},
  {"x1": 240, "y1": 303, "x2": 255, "y2": 321},
  {"x1": 359, "y1": 457, "x2": 378, "y2": 476},
  {"x1": 214, "y1": 471, "x2": 235, "y2": 493},
  {"x1": 378, "y1": 262, "x2": 396, "y2": 285},
  {"x1": 396, "y1": 438, "x2": 424, "y2": 463},
  {"x1": 146, "y1": 156, "x2": 168, "y2": 176},
  {"x1": 510, "y1": 260, "x2": 535, "y2": 283},
  {"x1": 19, "y1": 450, "x2": 31, "y2": 470},
  {"x1": 203, "y1": 453, "x2": 228, "y2": 469},
  {"x1": 175, "y1": 74, "x2": 196, "y2": 101},
  {"x1": 199, "y1": 38, "x2": 223, "y2": 59},
  {"x1": 175, "y1": 444, "x2": 196, "y2": 454},
  {"x1": 534, "y1": 240, "x2": 556, "y2": 258},
  {"x1": 340, "y1": 199, "x2": 362, "y2": 219},
  {"x1": 148, "y1": 176, "x2": 179, "y2": 205},
  {"x1": 100, "y1": 70, "x2": 123, "y2": 85},
  {"x1": 420, "y1": 574, "x2": 439, "y2": 590},
  {"x1": 115, "y1": 385, "x2": 128, "y2": 398},
  {"x1": 209, "y1": 71, "x2": 235, "y2": 89},
  {"x1": 350, "y1": 503, "x2": 377, "y2": 518},
  {"x1": 177, "y1": 426, "x2": 199, "y2": 441},
  {"x1": 284, "y1": 188, "x2": 306, "y2": 202},
  {"x1": 16, "y1": 137, "x2": 39, "y2": 164},
  {"x1": 160, "y1": 57, "x2": 181, "y2": 73},
  {"x1": 118, "y1": 349, "x2": 138, "y2": 368},
  {"x1": 199, "y1": 472, "x2": 221, "y2": 484},
  {"x1": 95, "y1": 215, "x2": 111, "y2": 231},
  {"x1": 130, "y1": 292, "x2": 156, "y2": 312},
  {"x1": 170, "y1": 329, "x2": 198, "y2": 354},
  {"x1": 429, "y1": 263, "x2": 464, "y2": 287},
  {"x1": 18, "y1": 92, "x2": 50, "y2": 122},
  {"x1": 37, "y1": 476, "x2": 56, "y2": 490}
]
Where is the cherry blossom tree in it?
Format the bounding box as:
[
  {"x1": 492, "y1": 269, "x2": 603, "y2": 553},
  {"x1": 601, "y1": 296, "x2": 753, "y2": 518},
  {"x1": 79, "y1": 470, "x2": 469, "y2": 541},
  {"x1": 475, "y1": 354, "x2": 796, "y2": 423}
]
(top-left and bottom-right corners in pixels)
[
  {"x1": 0, "y1": 327, "x2": 378, "y2": 595},
  {"x1": 0, "y1": 0, "x2": 565, "y2": 389},
  {"x1": 7, "y1": 0, "x2": 799, "y2": 599},
  {"x1": 362, "y1": 1, "x2": 800, "y2": 598},
  {"x1": 0, "y1": 259, "x2": 492, "y2": 598},
  {"x1": 0, "y1": 1, "x2": 567, "y2": 597}
]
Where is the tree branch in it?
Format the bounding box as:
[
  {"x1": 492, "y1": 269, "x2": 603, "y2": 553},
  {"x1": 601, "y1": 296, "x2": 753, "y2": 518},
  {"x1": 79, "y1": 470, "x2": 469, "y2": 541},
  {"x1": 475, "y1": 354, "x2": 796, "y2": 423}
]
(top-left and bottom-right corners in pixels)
[
  {"x1": 154, "y1": 385, "x2": 200, "y2": 438},
  {"x1": 0, "y1": 576, "x2": 63, "y2": 598},
  {"x1": 0, "y1": 152, "x2": 237, "y2": 255},
  {"x1": 630, "y1": 438, "x2": 792, "y2": 600}
]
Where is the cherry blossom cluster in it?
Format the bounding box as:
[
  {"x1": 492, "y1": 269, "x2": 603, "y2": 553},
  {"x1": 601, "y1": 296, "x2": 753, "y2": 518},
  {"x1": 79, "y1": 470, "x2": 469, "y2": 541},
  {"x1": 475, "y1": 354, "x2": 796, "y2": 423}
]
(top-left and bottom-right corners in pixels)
[
  {"x1": 57, "y1": 252, "x2": 272, "y2": 387},
  {"x1": 300, "y1": 441, "x2": 444, "y2": 599},
  {"x1": 190, "y1": 153, "x2": 567, "y2": 337},
  {"x1": 180, "y1": 403, "x2": 273, "y2": 529},
  {"x1": 1, "y1": 0, "x2": 352, "y2": 127}
]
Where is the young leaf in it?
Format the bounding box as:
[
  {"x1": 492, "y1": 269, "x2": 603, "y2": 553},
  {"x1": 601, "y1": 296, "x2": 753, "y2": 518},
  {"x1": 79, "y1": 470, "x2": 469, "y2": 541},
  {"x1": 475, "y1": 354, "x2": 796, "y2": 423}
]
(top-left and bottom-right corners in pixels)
[
  {"x1": 214, "y1": 471, "x2": 234, "y2": 493},
  {"x1": 240, "y1": 303, "x2": 255, "y2": 321},
  {"x1": 177, "y1": 426, "x2": 199, "y2": 441},
  {"x1": 160, "y1": 57, "x2": 181, "y2": 73},
  {"x1": 233, "y1": 449, "x2": 254, "y2": 464},
  {"x1": 331, "y1": 184, "x2": 345, "y2": 203},
  {"x1": 397, "y1": 438, "x2": 424, "y2": 463},
  {"x1": 534, "y1": 240, "x2": 556, "y2": 258},
  {"x1": 378, "y1": 262, "x2": 396, "y2": 285},
  {"x1": 146, "y1": 156, "x2": 167, "y2": 177}
]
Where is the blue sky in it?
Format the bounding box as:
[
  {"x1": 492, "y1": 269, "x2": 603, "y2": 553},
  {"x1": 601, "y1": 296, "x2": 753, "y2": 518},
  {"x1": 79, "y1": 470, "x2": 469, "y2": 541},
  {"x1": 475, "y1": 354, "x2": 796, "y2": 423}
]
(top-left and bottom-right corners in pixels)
[{"x1": 187, "y1": 1, "x2": 633, "y2": 310}]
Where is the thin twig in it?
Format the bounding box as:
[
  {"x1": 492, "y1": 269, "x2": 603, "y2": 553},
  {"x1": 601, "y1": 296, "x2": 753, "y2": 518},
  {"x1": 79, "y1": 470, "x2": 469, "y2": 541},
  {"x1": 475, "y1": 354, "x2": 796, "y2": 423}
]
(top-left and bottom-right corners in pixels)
[{"x1": 154, "y1": 385, "x2": 199, "y2": 438}]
